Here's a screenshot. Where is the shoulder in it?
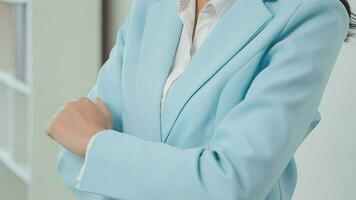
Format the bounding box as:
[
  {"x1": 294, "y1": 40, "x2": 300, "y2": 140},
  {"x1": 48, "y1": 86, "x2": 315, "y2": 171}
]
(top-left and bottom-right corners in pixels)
[
  {"x1": 115, "y1": 0, "x2": 164, "y2": 35},
  {"x1": 268, "y1": 0, "x2": 349, "y2": 19},
  {"x1": 268, "y1": 0, "x2": 349, "y2": 42},
  {"x1": 123, "y1": 0, "x2": 168, "y2": 26},
  {"x1": 294, "y1": 0, "x2": 348, "y2": 18},
  {"x1": 129, "y1": 0, "x2": 164, "y2": 13},
  {"x1": 272, "y1": 0, "x2": 349, "y2": 23}
]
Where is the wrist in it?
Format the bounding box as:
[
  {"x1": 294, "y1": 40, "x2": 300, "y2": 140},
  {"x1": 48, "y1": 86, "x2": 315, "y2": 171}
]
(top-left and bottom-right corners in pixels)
[{"x1": 82, "y1": 129, "x2": 108, "y2": 157}]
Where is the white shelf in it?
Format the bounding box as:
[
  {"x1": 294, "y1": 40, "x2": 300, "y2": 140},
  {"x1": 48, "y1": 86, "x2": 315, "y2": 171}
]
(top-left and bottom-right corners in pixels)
[
  {"x1": 0, "y1": 71, "x2": 31, "y2": 95},
  {"x1": 0, "y1": 150, "x2": 31, "y2": 184},
  {"x1": 0, "y1": 0, "x2": 32, "y2": 199},
  {"x1": 0, "y1": 0, "x2": 29, "y2": 4}
]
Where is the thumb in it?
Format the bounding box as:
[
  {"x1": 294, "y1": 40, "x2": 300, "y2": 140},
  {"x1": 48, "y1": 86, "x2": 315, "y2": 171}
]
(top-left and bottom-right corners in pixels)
[{"x1": 95, "y1": 97, "x2": 110, "y2": 117}]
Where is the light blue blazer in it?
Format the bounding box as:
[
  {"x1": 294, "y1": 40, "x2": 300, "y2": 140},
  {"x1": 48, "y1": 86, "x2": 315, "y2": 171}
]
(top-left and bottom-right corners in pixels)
[{"x1": 57, "y1": 0, "x2": 349, "y2": 199}]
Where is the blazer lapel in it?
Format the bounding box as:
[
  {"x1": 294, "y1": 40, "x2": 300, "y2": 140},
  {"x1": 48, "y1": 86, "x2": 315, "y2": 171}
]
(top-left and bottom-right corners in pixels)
[
  {"x1": 161, "y1": 0, "x2": 274, "y2": 142},
  {"x1": 135, "y1": 0, "x2": 183, "y2": 141}
]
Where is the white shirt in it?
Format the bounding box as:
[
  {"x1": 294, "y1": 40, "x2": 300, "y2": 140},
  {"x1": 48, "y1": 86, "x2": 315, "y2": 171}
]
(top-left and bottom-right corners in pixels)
[
  {"x1": 76, "y1": 0, "x2": 236, "y2": 187},
  {"x1": 160, "y1": 0, "x2": 236, "y2": 110}
]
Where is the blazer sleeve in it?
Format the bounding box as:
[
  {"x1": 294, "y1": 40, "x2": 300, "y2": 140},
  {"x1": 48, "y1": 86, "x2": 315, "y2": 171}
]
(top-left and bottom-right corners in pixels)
[
  {"x1": 56, "y1": 9, "x2": 131, "y2": 199},
  {"x1": 76, "y1": 1, "x2": 349, "y2": 199}
]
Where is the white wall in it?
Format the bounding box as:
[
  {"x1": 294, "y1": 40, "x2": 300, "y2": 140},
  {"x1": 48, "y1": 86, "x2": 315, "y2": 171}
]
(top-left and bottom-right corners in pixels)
[
  {"x1": 30, "y1": 1, "x2": 102, "y2": 200},
  {"x1": 0, "y1": 1, "x2": 102, "y2": 200},
  {"x1": 293, "y1": 34, "x2": 356, "y2": 199}
]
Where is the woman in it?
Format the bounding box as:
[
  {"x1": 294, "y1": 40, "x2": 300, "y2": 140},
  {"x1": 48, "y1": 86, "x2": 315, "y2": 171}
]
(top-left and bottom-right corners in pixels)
[{"x1": 47, "y1": 0, "x2": 355, "y2": 199}]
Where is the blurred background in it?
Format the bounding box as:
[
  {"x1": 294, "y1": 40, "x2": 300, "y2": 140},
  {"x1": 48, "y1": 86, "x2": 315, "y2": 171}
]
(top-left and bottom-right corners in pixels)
[{"x1": 0, "y1": 0, "x2": 355, "y2": 199}]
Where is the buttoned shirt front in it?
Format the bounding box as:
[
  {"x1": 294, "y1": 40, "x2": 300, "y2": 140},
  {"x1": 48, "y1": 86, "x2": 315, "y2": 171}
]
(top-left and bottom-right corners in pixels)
[{"x1": 160, "y1": 0, "x2": 236, "y2": 110}]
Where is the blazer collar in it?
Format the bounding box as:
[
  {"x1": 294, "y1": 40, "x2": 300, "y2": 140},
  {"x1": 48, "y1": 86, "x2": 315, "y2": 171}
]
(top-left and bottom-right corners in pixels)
[{"x1": 135, "y1": 0, "x2": 274, "y2": 142}]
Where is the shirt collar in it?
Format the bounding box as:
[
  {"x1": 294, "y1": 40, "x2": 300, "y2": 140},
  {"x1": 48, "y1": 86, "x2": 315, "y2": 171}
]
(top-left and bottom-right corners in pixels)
[
  {"x1": 177, "y1": 0, "x2": 236, "y2": 18},
  {"x1": 210, "y1": 0, "x2": 236, "y2": 17},
  {"x1": 177, "y1": 0, "x2": 191, "y2": 13}
]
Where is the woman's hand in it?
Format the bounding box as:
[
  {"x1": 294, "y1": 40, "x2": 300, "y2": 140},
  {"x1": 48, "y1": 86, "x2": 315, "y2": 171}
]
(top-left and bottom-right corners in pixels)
[{"x1": 46, "y1": 97, "x2": 113, "y2": 156}]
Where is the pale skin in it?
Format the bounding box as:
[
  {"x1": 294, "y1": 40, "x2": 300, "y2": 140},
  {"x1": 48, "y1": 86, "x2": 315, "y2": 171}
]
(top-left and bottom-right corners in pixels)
[
  {"x1": 46, "y1": 0, "x2": 210, "y2": 157},
  {"x1": 46, "y1": 97, "x2": 113, "y2": 156}
]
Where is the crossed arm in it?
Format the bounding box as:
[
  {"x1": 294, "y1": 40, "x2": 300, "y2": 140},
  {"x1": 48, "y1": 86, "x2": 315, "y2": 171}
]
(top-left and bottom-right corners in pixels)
[{"x1": 48, "y1": 1, "x2": 349, "y2": 199}]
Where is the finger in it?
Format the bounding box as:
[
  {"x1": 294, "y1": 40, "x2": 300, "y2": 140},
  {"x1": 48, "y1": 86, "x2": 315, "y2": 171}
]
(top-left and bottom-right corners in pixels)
[
  {"x1": 47, "y1": 132, "x2": 55, "y2": 140},
  {"x1": 95, "y1": 97, "x2": 110, "y2": 116},
  {"x1": 45, "y1": 127, "x2": 55, "y2": 140}
]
